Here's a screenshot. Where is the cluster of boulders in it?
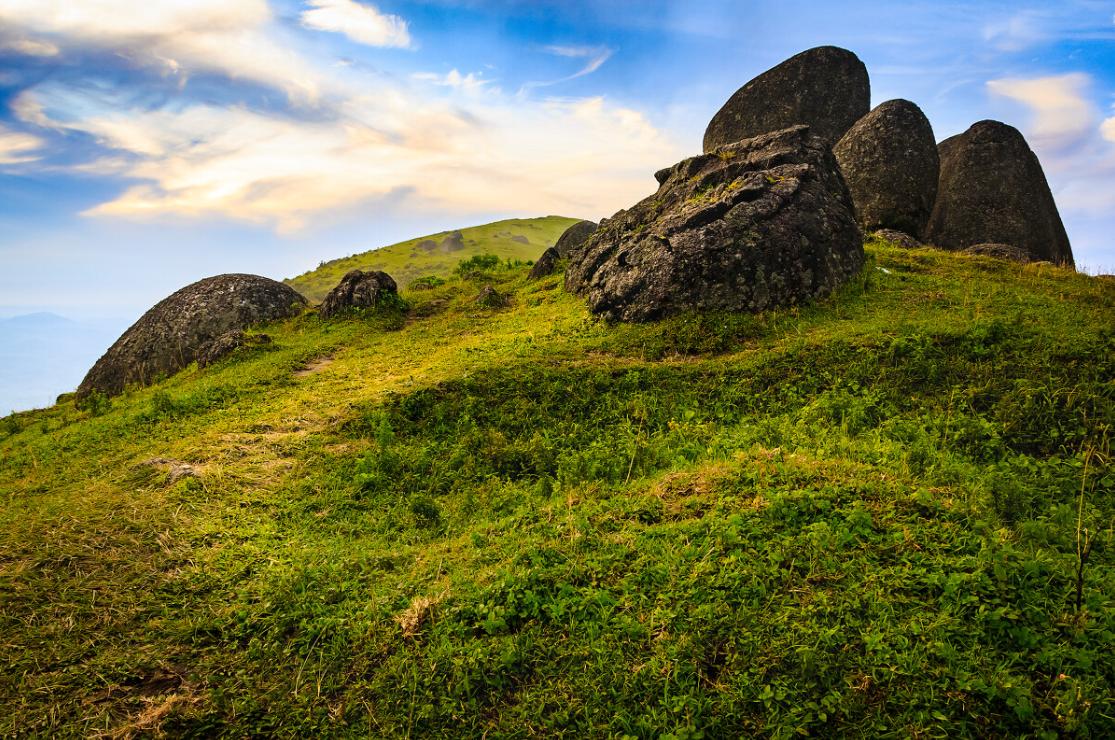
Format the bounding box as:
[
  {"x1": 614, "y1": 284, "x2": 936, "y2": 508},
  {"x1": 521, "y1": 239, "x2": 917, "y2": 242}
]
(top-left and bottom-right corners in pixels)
[
  {"x1": 555, "y1": 45, "x2": 1074, "y2": 323},
  {"x1": 76, "y1": 44, "x2": 1077, "y2": 397},
  {"x1": 77, "y1": 267, "x2": 407, "y2": 398}
]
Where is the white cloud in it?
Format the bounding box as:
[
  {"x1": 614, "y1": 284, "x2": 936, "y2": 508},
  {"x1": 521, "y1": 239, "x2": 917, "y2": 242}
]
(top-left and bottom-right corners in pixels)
[
  {"x1": 17, "y1": 81, "x2": 681, "y2": 232},
  {"x1": 3, "y1": 1, "x2": 680, "y2": 232},
  {"x1": 300, "y1": 0, "x2": 411, "y2": 49},
  {"x1": 987, "y1": 73, "x2": 1096, "y2": 150},
  {"x1": 984, "y1": 72, "x2": 1115, "y2": 222},
  {"x1": 0, "y1": 125, "x2": 43, "y2": 165},
  {"x1": 983, "y1": 11, "x2": 1048, "y2": 51},
  {"x1": 413, "y1": 69, "x2": 491, "y2": 92},
  {"x1": 0, "y1": 37, "x2": 59, "y2": 56},
  {"x1": 1103, "y1": 116, "x2": 1115, "y2": 143},
  {"x1": 522, "y1": 45, "x2": 614, "y2": 91},
  {"x1": 0, "y1": 0, "x2": 322, "y2": 99}
]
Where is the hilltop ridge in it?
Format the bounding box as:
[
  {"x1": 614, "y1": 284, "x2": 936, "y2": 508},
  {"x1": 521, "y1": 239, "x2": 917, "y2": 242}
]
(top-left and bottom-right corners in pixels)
[{"x1": 286, "y1": 215, "x2": 579, "y2": 302}]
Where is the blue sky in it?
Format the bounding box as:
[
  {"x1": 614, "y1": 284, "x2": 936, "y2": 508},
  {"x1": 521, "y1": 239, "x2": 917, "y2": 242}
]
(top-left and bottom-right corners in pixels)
[{"x1": 1, "y1": 0, "x2": 1115, "y2": 326}]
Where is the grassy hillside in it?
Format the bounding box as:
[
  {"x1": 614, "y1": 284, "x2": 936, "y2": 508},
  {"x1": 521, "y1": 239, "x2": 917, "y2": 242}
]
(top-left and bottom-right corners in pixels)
[
  {"x1": 286, "y1": 216, "x2": 579, "y2": 302},
  {"x1": 2, "y1": 237, "x2": 1113, "y2": 737}
]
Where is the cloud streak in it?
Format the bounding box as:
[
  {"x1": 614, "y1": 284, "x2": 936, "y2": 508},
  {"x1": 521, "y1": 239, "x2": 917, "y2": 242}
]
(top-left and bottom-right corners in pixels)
[
  {"x1": 0, "y1": 0, "x2": 323, "y2": 100},
  {"x1": 521, "y1": 45, "x2": 615, "y2": 91},
  {"x1": 987, "y1": 73, "x2": 1096, "y2": 151},
  {"x1": 300, "y1": 0, "x2": 412, "y2": 49},
  {"x1": 16, "y1": 78, "x2": 679, "y2": 232},
  {"x1": 985, "y1": 72, "x2": 1115, "y2": 229},
  {"x1": 0, "y1": 124, "x2": 43, "y2": 165}
]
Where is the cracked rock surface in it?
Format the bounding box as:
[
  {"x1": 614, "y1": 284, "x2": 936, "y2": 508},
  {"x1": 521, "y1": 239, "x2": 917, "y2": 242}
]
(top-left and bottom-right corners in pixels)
[
  {"x1": 78, "y1": 274, "x2": 305, "y2": 397},
  {"x1": 565, "y1": 126, "x2": 864, "y2": 322}
]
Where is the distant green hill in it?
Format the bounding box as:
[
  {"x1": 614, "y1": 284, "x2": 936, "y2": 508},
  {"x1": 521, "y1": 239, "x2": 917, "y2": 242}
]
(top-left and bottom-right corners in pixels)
[{"x1": 287, "y1": 215, "x2": 580, "y2": 301}]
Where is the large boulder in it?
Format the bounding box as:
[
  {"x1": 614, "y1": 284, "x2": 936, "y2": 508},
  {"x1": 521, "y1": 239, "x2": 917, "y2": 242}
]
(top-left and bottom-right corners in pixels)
[
  {"x1": 834, "y1": 99, "x2": 939, "y2": 237},
  {"x1": 319, "y1": 270, "x2": 399, "y2": 318},
  {"x1": 554, "y1": 220, "x2": 598, "y2": 258},
  {"x1": 529, "y1": 247, "x2": 561, "y2": 279},
  {"x1": 566, "y1": 125, "x2": 864, "y2": 322},
  {"x1": 703, "y1": 46, "x2": 869, "y2": 152},
  {"x1": 78, "y1": 274, "x2": 305, "y2": 397},
  {"x1": 924, "y1": 120, "x2": 1073, "y2": 266}
]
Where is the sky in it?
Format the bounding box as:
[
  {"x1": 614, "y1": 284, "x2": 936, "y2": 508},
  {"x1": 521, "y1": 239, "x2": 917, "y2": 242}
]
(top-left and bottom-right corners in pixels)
[{"x1": 0, "y1": 1, "x2": 1113, "y2": 395}]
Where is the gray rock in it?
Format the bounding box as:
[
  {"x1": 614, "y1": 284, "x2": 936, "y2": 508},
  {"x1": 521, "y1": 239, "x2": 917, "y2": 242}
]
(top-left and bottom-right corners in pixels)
[
  {"x1": 872, "y1": 229, "x2": 922, "y2": 249},
  {"x1": 142, "y1": 458, "x2": 199, "y2": 485},
  {"x1": 196, "y1": 331, "x2": 272, "y2": 369},
  {"x1": 319, "y1": 270, "x2": 399, "y2": 319},
  {"x1": 925, "y1": 120, "x2": 1073, "y2": 266},
  {"x1": 196, "y1": 331, "x2": 244, "y2": 369},
  {"x1": 834, "y1": 99, "x2": 939, "y2": 236},
  {"x1": 475, "y1": 285, "x2": 510, "y2": 308},
  {"x1": 510, "y1": 235, "x2": 530, "y2": 245},
  {"x1": 703, "y1": 46, "x2": 869, "y2": 152},
  {"x1": 78, "y1": 274, "x2": 305, "y2": 397},
  {"x1": 529, "y1": 247, "x2": 561, "y2": 279},
  {"x1": 554, "y1": 220, "x2": 598, "y2": 258},
  {"x1": 962, "y1": 243, "x2": 1031, "y2": 263},
  {"x1": 440, "y1": 231, "x2": 465, "y2": 252},
  {"x1": 416, "y1": 239, "x2": 438, "y2": 252},
  {"x1": 566, "y1": 125, "x2": 864, "y2": 322}
]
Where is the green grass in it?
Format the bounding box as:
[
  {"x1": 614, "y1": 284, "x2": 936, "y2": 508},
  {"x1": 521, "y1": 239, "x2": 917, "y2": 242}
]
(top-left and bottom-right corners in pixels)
[
  {"x1": 1, "y1": 238, "x2": 1113, "y2": 737},
  {"x1": 286, "y1": 216, "x2": 580, "y2": 302}
]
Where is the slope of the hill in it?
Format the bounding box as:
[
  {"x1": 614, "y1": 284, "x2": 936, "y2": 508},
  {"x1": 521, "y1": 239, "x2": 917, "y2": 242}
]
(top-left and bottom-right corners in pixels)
[
  {"x1": 286, "y1": 216, "x2": 579, "y2": 301},
  {"x1": 1, "y1": 238, "x2": 1113, "y2": 737}
]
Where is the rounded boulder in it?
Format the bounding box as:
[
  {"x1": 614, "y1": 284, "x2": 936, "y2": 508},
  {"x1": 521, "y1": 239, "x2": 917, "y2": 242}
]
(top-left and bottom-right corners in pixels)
[
  {"x1": 78, "y1": 274, "x2": 306, "y2": 397},
  {"x1": 553, "y1": 220, "x2": 598, "y2": 258},
  {"x1": 319, "y1": 270, "x2": 399, "y2": 319},
  {"x1": 566, "y1": 125, "x2": 864, "y2": 322},
  {"x1": 834, "y1": 99, "x2": 939, "y2": 237},
  {"x1": 924, "y1": 120, "x2": 1073, "y2": 266},
  {"x1": 703, "y1": 46, "x2": 869, "y2": 152}
]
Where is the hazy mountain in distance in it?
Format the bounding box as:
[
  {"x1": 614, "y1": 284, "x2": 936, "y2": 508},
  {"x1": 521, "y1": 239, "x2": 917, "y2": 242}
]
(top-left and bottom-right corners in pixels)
[{"x1": 0, "y1": 312, "x2": 128, "y2": 414}]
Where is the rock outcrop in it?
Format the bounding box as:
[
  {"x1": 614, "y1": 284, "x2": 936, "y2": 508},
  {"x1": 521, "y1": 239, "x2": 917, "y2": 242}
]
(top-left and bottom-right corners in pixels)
[
  {"x1": 872, "y1": 229, "x2": 922, "y2": 249},
  {"x1": 554, "y1": 220, "x2": 598, "y2": 258},
  {"x1": 529, "y1": 247, "x2": 561, "y2": 279},
  {"x1": 703, "y1": 46, "x2": 869, "y2": 152},
  {"x1": 196, "y1": 331, "x2": 272, "y2": 369},
  {"x1": 440, "y1": 231, "x2": 465, "y2": 252},
  {"x1": 834, "y1": 99, "x2": 939, "y2": 236},
  {"x1": 962, "y1": 243, "x2": 1031, "y2": 263},
  {"x1": 475, "y1": 285, "x2": 510, "y2": 308},
  {"x1": 925, "y1": 120, "x2": 1073, "y2": 266},
  {"x1": 78, "y1": 274, "x2": 305, "y2": 397},
  {"x1": 566, "y1": 125, "x2": 864, "y2": 322},
  {"x1": 319, "y1": 270, "x2": 399, "y2": 319}
]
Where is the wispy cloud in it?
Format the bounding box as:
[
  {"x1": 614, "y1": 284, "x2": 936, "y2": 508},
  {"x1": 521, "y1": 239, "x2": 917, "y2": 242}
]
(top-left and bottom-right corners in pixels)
[
  {"x1": 300, "y1": 0, "x2": 412, "y2": 50},
  {"x1": 985, "y1": 72, "x2": 1115, "y2": 222},
  {"x1": 982, "y1": 10, "x2": 1048, "y2": 52},
  {"x1": 987, "y1": 73, "x2": 1096, "y2": 151},
  {"x1": 0, "y1": 124, "x2": 43, "y2": 165},
  {"x1": 1101, "y1": 116, "x2": 1115, "y2": 143},
  {"x1": 412, "y1": 69, "x2": 492, "y2": 92},
  {"x1": 16, "y1": 77, "x2": 680, "y2": 232},
  {"x1": 0, "y1": 37, "x2": 58, "y2": 57},
  {"x1": 521, "y1": 45, "x2": 614, "y2": 91},
  {"x1": 0, "y1": 0, "x2": 322, "y2": 100}
]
